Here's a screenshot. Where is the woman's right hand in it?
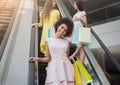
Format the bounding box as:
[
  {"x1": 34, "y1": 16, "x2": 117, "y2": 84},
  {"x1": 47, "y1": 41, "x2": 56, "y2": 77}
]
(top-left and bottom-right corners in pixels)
[
  {"x1": 32, "y1": 23, "x2": 43, "y2": 28},
  {"x1": 69, "y1": 56, "x2": 73, "y2": 60},
  {"x1": 31, "y1": 23, "x2": 37, "y2": 28},
  {"x1": 29, "y1": 57, "x2": 38, "y2": 62}
]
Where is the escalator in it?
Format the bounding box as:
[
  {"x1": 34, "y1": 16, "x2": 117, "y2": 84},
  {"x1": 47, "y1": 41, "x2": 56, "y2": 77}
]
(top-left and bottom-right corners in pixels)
[
  {"x1": 29, "y1": 0, "x2": 120, "y2": 85},
  {"x1": 62, "y1": 0, "x2": 120, "y2": 84},
  {"x1": 0, "y1": 0, "x2": 21, "y2": 60},
  {"x1": 0, "y1": 0, "x2": 119, "y2": 85},
  {"x1": 0, "y1": 0, "x2": 34, "y2": 85}
]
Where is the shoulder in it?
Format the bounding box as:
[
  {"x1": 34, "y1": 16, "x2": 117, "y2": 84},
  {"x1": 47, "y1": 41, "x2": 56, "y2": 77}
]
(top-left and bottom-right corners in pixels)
[
  {"x1": 63, "y1": 38, "x2": 70, "y2": 44},
  {"x1": 46, "y1": 37, "x2": 55, "y2": 41},
  {"x1": 81, "y1": 11, "x2": 86, "y2": 16},
  {"x1": 46, "y1": 38, "x2": 51, "y2": 42},
  {"x1": 52, "y1": 9, "x2": 60, "y2": 14},
  {"x1": 53, "y1": 9, "x2": 59, "y2": 12},
  {"x1": 64, "y1": 39, "x2": 70, "y2": 48}
]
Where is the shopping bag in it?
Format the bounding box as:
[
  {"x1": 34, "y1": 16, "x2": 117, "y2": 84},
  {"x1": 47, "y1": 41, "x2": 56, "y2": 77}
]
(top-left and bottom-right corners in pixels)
[
  {"x1": 74, "y1": 57, "x2": 93, "y2": 84},
  {"x1": 73, "y1": 63, "x2": 82, "y2": 85},
  {"x1": 79, "y1": 27, "x2": 92, "y2": 44}
]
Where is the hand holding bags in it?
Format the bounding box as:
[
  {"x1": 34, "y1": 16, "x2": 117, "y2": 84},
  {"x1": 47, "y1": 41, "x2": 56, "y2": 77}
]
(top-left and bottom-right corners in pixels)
[
  {"x1": 72, "y1": 57, "x2": 93, "y2": 85},
  {"x1": 79, "y1": 27, "x2": 92, "y2": 44}
]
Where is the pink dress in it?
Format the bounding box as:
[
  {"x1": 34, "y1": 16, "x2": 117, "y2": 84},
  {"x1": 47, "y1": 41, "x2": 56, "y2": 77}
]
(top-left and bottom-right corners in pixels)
[{"x1": 45, "y1": 38, "x2": 74, "y2": 85}]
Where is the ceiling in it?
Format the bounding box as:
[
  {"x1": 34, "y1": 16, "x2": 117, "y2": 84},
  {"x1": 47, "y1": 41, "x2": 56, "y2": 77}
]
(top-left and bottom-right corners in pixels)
[
  {"x1": 37, "y1": 0, "x2": 120, "y2": 12},
  {"x1": 83, "y1": 0, "x2": 120, "y2": 12}
]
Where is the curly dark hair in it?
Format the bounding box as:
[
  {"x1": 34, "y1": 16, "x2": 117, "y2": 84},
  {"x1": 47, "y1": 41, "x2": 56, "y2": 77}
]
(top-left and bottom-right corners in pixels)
[{"x1": 54, "y1": 17, "x2": 74, "y2": 37}]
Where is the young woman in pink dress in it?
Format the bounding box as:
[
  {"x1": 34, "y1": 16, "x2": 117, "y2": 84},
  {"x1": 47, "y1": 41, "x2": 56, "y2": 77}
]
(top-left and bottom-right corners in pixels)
[{"x1": 29, "y1": 17, "x2": 78, "y2": 85}]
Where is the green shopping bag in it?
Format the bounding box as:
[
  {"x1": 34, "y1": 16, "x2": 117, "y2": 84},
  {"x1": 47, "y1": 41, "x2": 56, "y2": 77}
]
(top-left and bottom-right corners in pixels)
[{"x1": 74, "y1": 57, "x2": 93, "y2": 84}]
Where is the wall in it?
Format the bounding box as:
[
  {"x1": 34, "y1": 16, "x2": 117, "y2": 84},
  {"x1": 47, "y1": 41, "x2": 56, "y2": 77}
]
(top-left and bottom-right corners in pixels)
[{"x1": 92, "y1": 19, "x2": 120, "y2": 47}]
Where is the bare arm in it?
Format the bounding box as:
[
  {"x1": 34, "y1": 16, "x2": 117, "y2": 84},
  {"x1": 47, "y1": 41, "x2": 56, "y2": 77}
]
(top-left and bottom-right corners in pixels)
[
  {"x1": 69, "y1": 43, "x2": 82, "y2": 59},
  {"x1": 79, "y1": 15, "x2": 87, "y2": 26},
  {"x1": 31, "y1": 22, "x2": 42, "y2": 27},
  {"x1": 66, "y1": 42, "x2": 70, "y2": 57},
  {"x1": 73, "y1": 15, "x2": 87, "y2": 26},
  {"x1": 32, "y1": 11, "x2": 43, "y2": 27},
  {"x1": 29, "y1": 41, "x2": 51, "y2": 62},
  {"x1": 37, "y1": 11, "x2": 43, "y2": 27}
]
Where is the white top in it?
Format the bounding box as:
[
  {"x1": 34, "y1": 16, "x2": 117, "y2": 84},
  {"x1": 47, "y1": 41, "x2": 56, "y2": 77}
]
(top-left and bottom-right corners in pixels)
[{"x1": 73, "y1": 11, "x2": 86, "y2": 25}]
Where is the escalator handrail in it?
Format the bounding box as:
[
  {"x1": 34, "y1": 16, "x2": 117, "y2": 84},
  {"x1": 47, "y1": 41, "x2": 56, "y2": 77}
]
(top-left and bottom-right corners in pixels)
[
  {"x1": 28, "y1": 26, "x2": 36, "y2": 85},
  {"x1": 84, "y1": 45, "x2": 109, "y2": 85},
  {"x1": 28, "y1": 0, "x2": 38, "y2": 85},
  {"x1": 56, "y1": 0, "x2": 71, "y2": 18}
]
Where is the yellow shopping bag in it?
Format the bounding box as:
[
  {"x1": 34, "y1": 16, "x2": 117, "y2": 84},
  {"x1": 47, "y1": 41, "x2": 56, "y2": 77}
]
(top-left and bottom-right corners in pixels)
[
  {"x1": 74, "y1": 57, "x2": 93, "y2": 84},
  {"x1": 79, "y1": 27, "x2": 92, "y2": 44},
  {"x1": 73, "y1": 63, "x2": 82, "y2": 85}
]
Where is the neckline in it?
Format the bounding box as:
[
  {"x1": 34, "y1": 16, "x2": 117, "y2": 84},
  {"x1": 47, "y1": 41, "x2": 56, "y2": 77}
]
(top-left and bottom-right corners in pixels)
[{"x1": 52, "y1": 37, "x2": 63, "y2": 40}]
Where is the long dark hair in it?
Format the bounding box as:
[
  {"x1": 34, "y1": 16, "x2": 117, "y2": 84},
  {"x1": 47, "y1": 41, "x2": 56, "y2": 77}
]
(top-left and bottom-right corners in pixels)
[
  {"x1": 75, "y1": 0, "x2": 84, "y2": 11},
  {"x1": 74, "y1": 0, "x2": 88, "y2": 20}
]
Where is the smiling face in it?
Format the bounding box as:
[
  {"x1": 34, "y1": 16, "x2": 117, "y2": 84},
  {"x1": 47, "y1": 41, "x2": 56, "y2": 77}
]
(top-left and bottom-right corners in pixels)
[
  {"x1": 54, "y1": 17, "x2": 74, "y2": 37},
  {"x1": 56, "y1": 23, "x2": 68, "y2": 37}
]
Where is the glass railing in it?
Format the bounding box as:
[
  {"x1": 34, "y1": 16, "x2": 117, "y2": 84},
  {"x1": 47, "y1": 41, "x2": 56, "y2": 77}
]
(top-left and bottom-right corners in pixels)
[
  {"x1": 64, "y1": 0, "x2": 120, "y2": 26},
  {"x1": 28, "y1": 0, "x2": 38, "y2": 85},
  {"x1": 88, "y1": 2, "x2": 120, "y2": 25}
]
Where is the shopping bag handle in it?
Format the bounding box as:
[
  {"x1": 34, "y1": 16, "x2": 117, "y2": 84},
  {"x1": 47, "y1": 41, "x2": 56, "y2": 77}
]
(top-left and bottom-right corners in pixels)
[{"x1": 70, "y1": 56, "x2": 78, "y2": 64}]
